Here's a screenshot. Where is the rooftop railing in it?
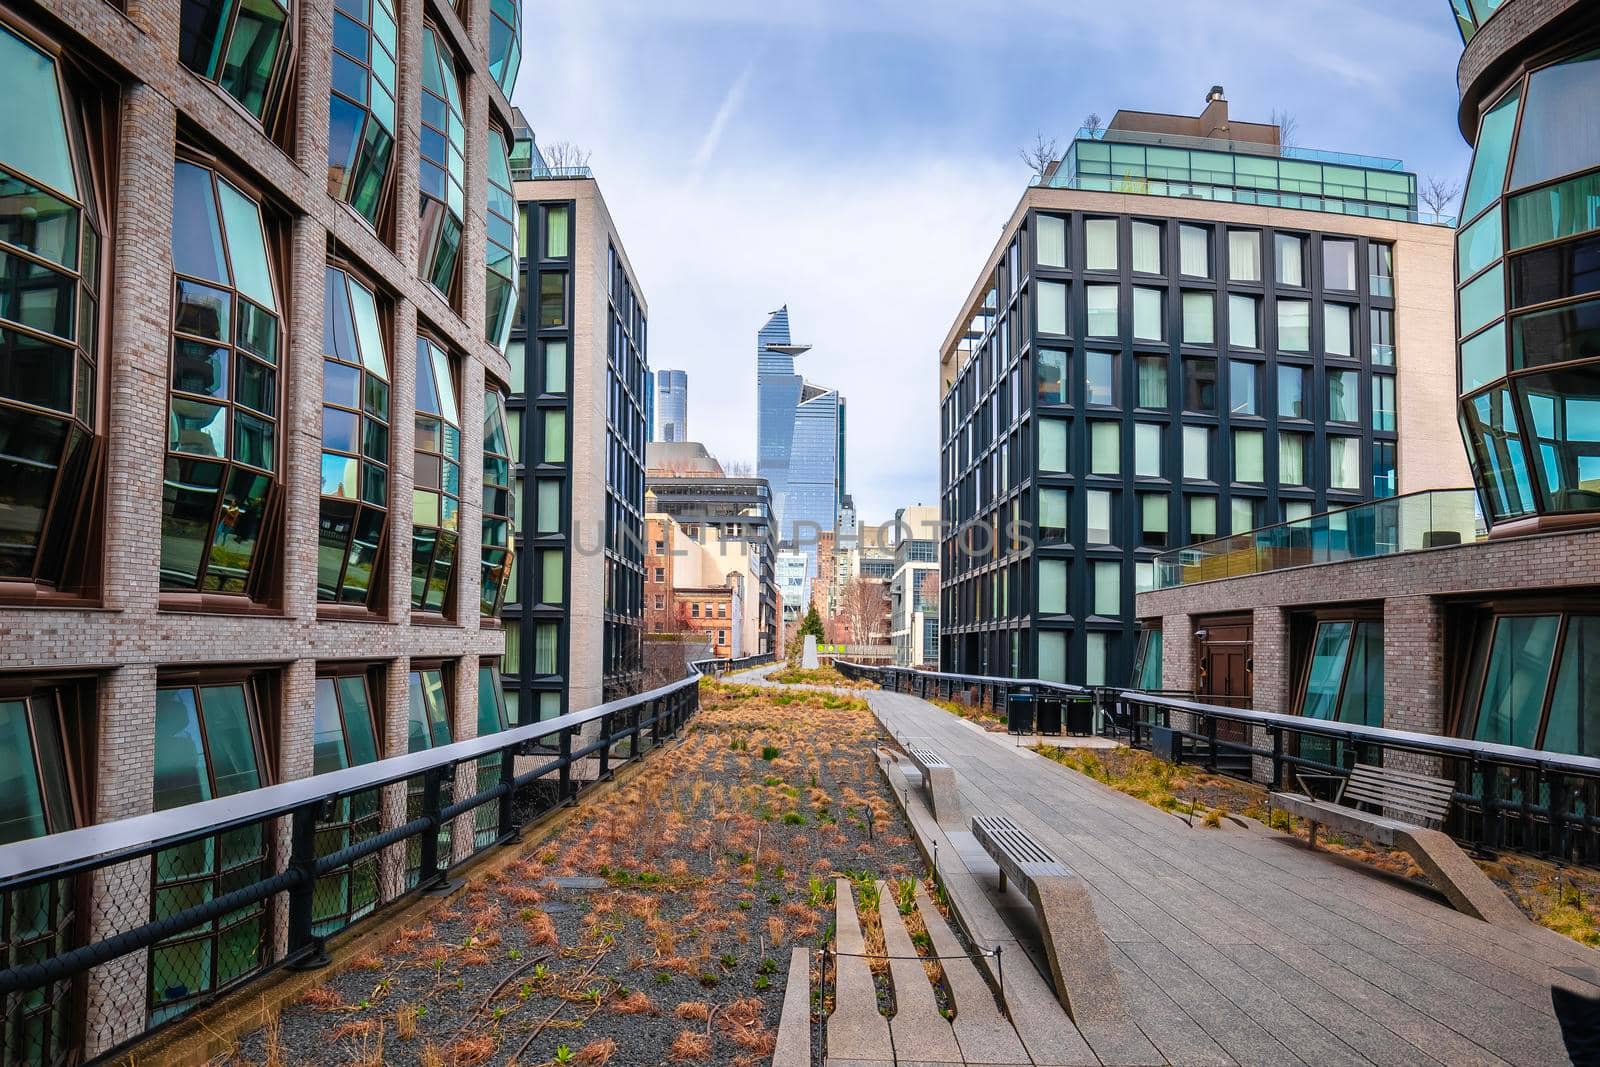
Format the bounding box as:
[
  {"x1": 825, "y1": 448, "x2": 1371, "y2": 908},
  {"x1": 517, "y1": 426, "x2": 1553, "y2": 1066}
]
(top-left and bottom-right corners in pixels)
[
  {"x1": 1150, "y1": 488, "x2": 1485, "y2": 590},
  {"x1": 836, "y1": 662, "x2": 1600, "y2": 865},
  {"x1": 0, "y1": 674, "x2": 703, "y2": 1064},
  {"x1": 510, "y1": 165, "x2": 594, "y2": 181},
  {"x1": 1070, "y1": 125, "x2": 1408, "y2": 171}
]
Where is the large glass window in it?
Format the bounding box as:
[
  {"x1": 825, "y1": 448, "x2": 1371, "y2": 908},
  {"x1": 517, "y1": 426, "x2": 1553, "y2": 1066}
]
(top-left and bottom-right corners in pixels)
[
  {"x1": 1085, "y1": 350, "x2": 1114, "y2": 406},
  {"x1": 1277, "y1": 299, "x2": 1310, "y2": 352},
  {"x1": 1133, "y1": 287, "x2": 1164, "y2": 341},
  {"x1": 163, "y1": 161, "x2": 281, "y2": 598},
  {"x1": 487, "y1": 0, "x2": 524, "y2": 96},
  {"x1": 1181, "y1": 291, "x2": 1212, "y2": 345},
  {"x1": 1232, "y1": 429, "x2": 1264, "y2": 483},
  {"x1": 418, "y1": 27, "x2": 465, "y2": 297},
  {"x1": 1371, "y1": 308, "x2": 1396, "y2": 366},
  {"x1": 1183, "y1": 357, "x2": 1217, "y2": 412},
  {"x1": 1328, "y1": 370, "x2": 1360, "y2": 423},
  {"x1": 1037, "y1": 280, "x2": 1068, "y2": 336},
  {"x1": 179, "y1": 0, "x2": 290, "y2": 122},
  {"x1": 1462, "y1": 387, "x2": 1535, "y2": 520},
  {"x1": 1228, "y1": 294, "x2": 1259, "y2": 349},
  {"x1": 1037, "y1": 348, "x2": 1068, "y2": 404},
  {"x1": 1179, "y1": 225, "x2": 1210, "y2": 279},
  {"x1": 1279, "y1": 432, "x2": 1307, "y2": 485},
  {"x1": 1518, "y1": 364, "x2": 1600, "y2": 512},
  {"x1": 1086, "y1": 490, "x2": 1112, "y2": 544},
  {"x1": 1229, "y1": 361, "x2": 1259, "y2": 416},
  {"x1": 1085, "y1": 218, "x2": 1117, "y2": 271},
  {"x1": 1133, "y1": 422, "x2": 1161, "y2": 477},
  {"x1": 1036, "y1": 214, "x2": 1066, "y2": 269},
  {"x1": 1508, "y1": 52, "x2": 1600, "y2": 192},
  {"x1": 1090, "y1": 421, "x2": 1120, "y2": 475},
  {"x1": 1182, "y1": 425, "x2": 1210, "y2": 481},
  {"x1": 1322, "y1": 239, "x2": 1357, "y2": 291},
  {"x1": 1325, "y1": 303, "x2": 1355, "y2": 358},
  {"x1": 1278, "y1": 365, "x2": 1306, "y2": 418},
  {"x1": 1328, "y1": 436, "x2": 1361, "y2": 491},
  {"x1": 412, "y1": 338, "x2": 460, "y2": 612},
  {"x1": 1228, "y1": 229, "x2": 1261, "y2": 283},
  {"x1": 1135, "y1": 356, "x2": 1166, "y2": 409},
  {"x1": 1473, "y1": 615, "x2": 1558, "y2": 748},
  {"x1": 326, "y1": 0, "x2": 397, "y2": 227},
  {"x1": 404, "y1": 667, "x2": 453, "y2": 886},
  {"x1": 1037, "y1": 558, "x2": 1066, "y2": 614},
  {"x1": 1188, "y1": 495, "x2": 1217, "y2": 542},
  {"x1": 485, "y1": 130, "x2": 517, "y2": 351},
  {"x1": 318, "y1": 266, "x2": 389, "y2": 607},
  {"x1": 1372, "y1": 375, "x2": 1396, "y2": 432},
  {"x1": 1140, "y1": 492, "x2": 1168, "y2": 547},
  {"x1": 1299, "y1": 620, "x2": 1383, "y2": 727},
  {"x1": 1274, "y1": 233, "x2": 1305, "y2": 287},
  {"x1": 1131, "y1": 627, "x2": 1163, "y2": 689},
  {"x1": 1039, "y1": 488, "x2": 1067, "y2": 542},
  {"x1": 310, "y1": 673, "x2": 381, "y2": 935},
  {"x1": 1131, "y1": 221, "x2": 1162, "y2": 274},
  {"x1": 1547, "y1": 616, "x2": 1600, "y2": 757},
  {"x1": 539, "y1": 272, "x2": 567, "y2": 328},
  {"x1": 1369, "y1": 242, "x2": 1395, "y2": 298},
  {"x1": 1037, "y1": 631, "x2": 1066, "y2": 683},
  {"x1": 1086, "y1": 632, "x2": 1108, "y2": 687},
  {"x1": 0, "y1": 28, "x2": 104, "y2": 591},
  {"x1": 1463, "y1": 86, "x2": 1520, "y2": 222},
  {"x1": 1091, "y1": 561, "x2": 1120, "y2": 617},
  {"x1": 150, "y1": 681, "x2": 268, "y2": 1022},
  {"x1": 1086, "y1": 284, "x2": 1118, "y2": 337},
  {"x1": 1039, "y1": 418, "x2": 1067, "y2": 473},
  {"x1": 482, "y1": 389, "x2": 515, "y2": 615}
]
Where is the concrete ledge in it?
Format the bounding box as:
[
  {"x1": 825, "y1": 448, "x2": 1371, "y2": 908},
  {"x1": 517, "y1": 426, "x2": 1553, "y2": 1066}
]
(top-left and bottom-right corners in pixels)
[
  {"x1": 773, "y1": 946, "x2": 811, "y2": 1067},
  {"x1": 829, "y1": 878, "x2": 894, "y2": 1062},
  {"x1": 1398, "y1": 826, "x2": 1533, "y2": 930}
]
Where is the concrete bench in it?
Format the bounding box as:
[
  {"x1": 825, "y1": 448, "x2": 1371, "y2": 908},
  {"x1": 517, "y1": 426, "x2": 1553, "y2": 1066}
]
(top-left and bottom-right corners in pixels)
[
  {"x1": 902, "y1": 739, "x2": 963, "y2": 828},
  {"x1": 970, "y1": 815, "x2": 1130, "y2": 1030},
  {"x1": 1271, "y1": 763, "x2": 1528, "y2": 927}
]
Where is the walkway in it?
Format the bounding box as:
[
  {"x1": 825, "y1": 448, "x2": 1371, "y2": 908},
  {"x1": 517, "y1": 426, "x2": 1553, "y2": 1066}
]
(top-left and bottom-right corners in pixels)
[{"x1": 865, "y1": 687, "x2": 1599, "y2": 1066}]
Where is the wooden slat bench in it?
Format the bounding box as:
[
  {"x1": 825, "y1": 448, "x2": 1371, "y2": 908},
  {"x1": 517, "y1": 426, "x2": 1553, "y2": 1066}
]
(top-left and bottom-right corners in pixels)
[
  {"x1": 901, "y1": 739, "x2": 963, "y2": 828},
  {"x1": 1270, "y1": 763, "x2": 1529, "y2": 928},
  {"x1": 970, "y1": 815, "x2": 1130, "y2": 1030}
]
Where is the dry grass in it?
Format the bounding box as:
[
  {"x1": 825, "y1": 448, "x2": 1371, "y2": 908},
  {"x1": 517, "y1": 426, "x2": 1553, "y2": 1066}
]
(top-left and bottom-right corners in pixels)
[{"x1": 669, "y1": 1030, "x2": 714, "y2": 1062}]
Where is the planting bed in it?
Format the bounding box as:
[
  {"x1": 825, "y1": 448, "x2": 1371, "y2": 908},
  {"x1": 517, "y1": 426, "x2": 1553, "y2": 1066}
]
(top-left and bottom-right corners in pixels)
[{"x1": 229, "y1": 679, "x2": 924, "y2": 1066}]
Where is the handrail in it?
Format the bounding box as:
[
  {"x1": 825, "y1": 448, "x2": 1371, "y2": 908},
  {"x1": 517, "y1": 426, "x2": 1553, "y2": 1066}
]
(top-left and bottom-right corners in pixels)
[
  {"x1": 0, "y1": 674, "x2": 700, "y2": 886},
  {"x1": 689, "y1": 652, "x2": 776, "y2": 677}
]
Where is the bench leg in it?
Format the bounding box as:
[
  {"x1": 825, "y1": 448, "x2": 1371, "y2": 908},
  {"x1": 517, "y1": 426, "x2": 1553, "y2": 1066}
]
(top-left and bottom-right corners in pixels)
[
  {"x1": 998, "y1": 869, "x2": 1007, "y2": 894},
  {"x1": 1307, "y1": 821, "x2": 1318, "y2": 850}
]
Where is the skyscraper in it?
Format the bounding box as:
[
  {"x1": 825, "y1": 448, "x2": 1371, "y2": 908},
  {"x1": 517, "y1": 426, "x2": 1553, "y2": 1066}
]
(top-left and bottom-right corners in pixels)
[
  {"x1": 756, "y1": 307, "x2": 846, "y2": 572},
  {"x1": 655, "y1": 369, "x2": 689, "y2": 442}
]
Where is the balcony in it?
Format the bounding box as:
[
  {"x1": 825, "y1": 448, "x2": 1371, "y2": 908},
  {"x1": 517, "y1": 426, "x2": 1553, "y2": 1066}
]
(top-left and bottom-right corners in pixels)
[{"x1": 1152, "y1": 488, "x2": 1485, "y2": 589}]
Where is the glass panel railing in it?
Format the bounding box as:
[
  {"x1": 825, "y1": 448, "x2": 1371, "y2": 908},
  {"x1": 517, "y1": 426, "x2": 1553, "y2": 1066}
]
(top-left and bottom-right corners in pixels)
[{"x1": 1151, "y1": 489, "x2": 1486, "y2": 589}]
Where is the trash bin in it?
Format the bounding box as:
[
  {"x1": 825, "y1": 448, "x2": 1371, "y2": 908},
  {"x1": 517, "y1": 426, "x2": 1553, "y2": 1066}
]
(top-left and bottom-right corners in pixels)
[
  {"x1": 1007, "y1": 692, "x2": 1036, "y2": 735},
  {"x1": 1065, "y1": 698, "x2": 1094, "y2": 736},
  {"x1": 1036, "y1": 697, "x2": 1063, "y2": 736}
]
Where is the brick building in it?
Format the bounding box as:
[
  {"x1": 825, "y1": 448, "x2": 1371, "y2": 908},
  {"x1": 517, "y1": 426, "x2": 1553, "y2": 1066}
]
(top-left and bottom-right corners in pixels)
[{"x1": 0, "y1": 0, "x2": 524, "y2": 1056}]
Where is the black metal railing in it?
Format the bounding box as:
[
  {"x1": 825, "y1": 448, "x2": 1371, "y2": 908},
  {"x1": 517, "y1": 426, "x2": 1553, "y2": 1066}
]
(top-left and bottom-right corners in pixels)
[
  {"x1": 836, "y1": 661, "x2": 1600, "y2": 865},
  {"x1": 0, "y1": 675, "x2": 703, "y2": 1065},
  {"x1": 688, "y1": 652, "x2": 777, "y2": 677}
]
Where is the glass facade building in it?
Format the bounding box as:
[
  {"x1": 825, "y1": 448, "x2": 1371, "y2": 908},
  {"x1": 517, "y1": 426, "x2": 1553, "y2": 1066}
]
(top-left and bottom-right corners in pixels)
[{"x1": 654, "y1": 368, "x2": 688, "y2": 442}]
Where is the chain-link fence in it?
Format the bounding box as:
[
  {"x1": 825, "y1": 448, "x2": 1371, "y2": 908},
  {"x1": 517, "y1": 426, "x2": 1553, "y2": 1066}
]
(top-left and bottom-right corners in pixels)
[{"x1": 0, "y1": 676, "x2": 702, "y2": 1066}]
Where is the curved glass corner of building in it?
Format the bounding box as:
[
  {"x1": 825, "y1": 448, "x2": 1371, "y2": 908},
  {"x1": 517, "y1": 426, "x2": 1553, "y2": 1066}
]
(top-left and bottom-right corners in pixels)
[
  {"x1": 1454, "y1": 45, "x2": 1600, "y2": 534},
  {"x1": 488, "y1": 0, "x2": 523, "y2": 98},
  {"x1": 1449, "y1": 0, "x2": 1510, "y2": 44}
]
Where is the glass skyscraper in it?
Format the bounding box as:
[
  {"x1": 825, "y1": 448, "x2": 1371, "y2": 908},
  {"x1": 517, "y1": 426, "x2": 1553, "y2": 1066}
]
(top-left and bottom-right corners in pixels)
[{"x1": 756, "y1": 307, "x2": 846, "y2": 572}]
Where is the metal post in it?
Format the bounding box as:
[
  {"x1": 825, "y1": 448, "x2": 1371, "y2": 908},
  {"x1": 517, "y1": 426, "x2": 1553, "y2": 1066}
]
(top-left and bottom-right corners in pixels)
[
  {"x1": 598, "y1": 712, "x2": 615, "y2": 780},
  {"x1": 1205, "y1": 714, "x2": 1218, "y2": 772},
  {"x1": 497, "y1": 742, "x2": 519, "y2": 844},
  {"x1": 651, "y1": 701, "x2": 663, "y2": 748},
  {"x1": 285, "y1": 802, "x2": 329, "y2": 969},
  {"x1": 558, "y1": 728, "x2": 574, "y2": 804},
  {"x1": 1271, "y1": 727, "x2": 1285, "y2": 790},
  {"x1": 418, "y1": 765, "x2": 452, "y2": 892}
]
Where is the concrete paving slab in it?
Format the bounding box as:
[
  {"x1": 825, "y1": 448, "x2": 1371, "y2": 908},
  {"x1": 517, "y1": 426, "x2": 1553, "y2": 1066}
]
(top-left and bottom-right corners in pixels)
[
  {"x1": 911, "y1": 882, "x2": 1032, "y2": 1066},
  {"x1": 829, "y1": 877, "x2": 894, "y2": 1063},
  {"x1": 773, "y1": 946, "x2": 811, "y2": 1067},
  {"x1": 877, "y1": 883, "x2": 964, "y2": 1063}
]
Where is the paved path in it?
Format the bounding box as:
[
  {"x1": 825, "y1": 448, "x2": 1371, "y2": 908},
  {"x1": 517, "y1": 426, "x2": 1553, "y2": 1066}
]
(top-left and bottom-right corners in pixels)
[{"x1": 865, "y1": 687, "x2": 1600, "y2": 1067}]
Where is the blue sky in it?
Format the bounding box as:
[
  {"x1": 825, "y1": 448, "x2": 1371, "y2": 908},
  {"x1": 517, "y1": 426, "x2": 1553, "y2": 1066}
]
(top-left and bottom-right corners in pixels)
[{"x1": 511, "y1": 0, "x2": 1470, "y2": 524}]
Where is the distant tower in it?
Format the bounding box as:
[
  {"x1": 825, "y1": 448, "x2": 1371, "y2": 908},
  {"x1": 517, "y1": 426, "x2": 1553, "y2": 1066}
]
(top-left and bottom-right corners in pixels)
[{"x1": 654, "y1": 369, "x2": 688, "y2": 442}]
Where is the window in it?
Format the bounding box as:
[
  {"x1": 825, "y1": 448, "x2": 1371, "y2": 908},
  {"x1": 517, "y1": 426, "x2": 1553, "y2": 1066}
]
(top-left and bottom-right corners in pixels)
[
  {"x1": 1329, "y1": 436, "x2": 1361, "y2": 490},
  {"x1": 1179, "y1": 225, "x2": 1210, "y2": 278},
  {"x1": 540, "y1": 548, "x2": 564, "y2": 605},
  {"x1": 1085, "y1": 350, "x2": 1114, "y2": 406},
  {"x1": 1462, "y1": 388, "x2": 1535, "y2": 520},
  {"x1": 481, "y1": 389, "x2": 515, "y2": 615},
  {"x1": 485, "y1": 130, "x2": 517, "y2": 351},
  {"x1": 310, "y1": 672, "x2": 381, "y2": 933},
  {"x1": 1278, "y1": 365, "x2": 1306, "y2": 418},
  {"x1": 1299, "y1": 620, "x2": 1383, "y2": 727},
  {"x1": 1085, "y1": 632, "x2": 1108, "y2": 687},
  {"x1": 1037, "y1": 280, "x2": 1068, "y2": 336},
  {"x1": 1228, "y1": 361, "x2": 1259, "y2": 416},
  {"x1": 1328, "y1": 370, "x2": 1360, "y2": 423},
  {"x1": 318, "y1": 266, "x2": 390, "y2": 608},
  {"x1": 1086, "y1": 284, "x2": 1118, "y2": 336},
  {"x1": 1518, "y1": 364, "x2": 1600, "y2": 512},
  {"x1": 326, "y1": 0, "x2": 397, "y2": 227},
  {"x1": 1133, "y1": 423, "x2": 1162, "y2": 477},
  {"x1": 1180, "y1": 291, "x2": 1212, "y2": 345},
  {"x1": 404, "y1": 668, "x2": 453, "y2": 752},
  {"x1": 150, "y1": 679, "x2": 269, "y2": 1021},
  {"x1": 543, "y1": 340, "x2": 568, "y2": 393},
  {"x1": 412, "y1": 338, "x2": 460, "y2": 612},
  {"x1": 179, "y1": 0, "x2": 290, "y2": 122},
  {"x1": 1231, "y1": 496, "x2": 1262, "y2": 533},
  {"x1": 1371, "y1": 308, "x2": 1395, "y2": 365},
  {"x1": 1039, "y1": 418, "x2": 1067, "y2": 473},
  {"x1": 1277, "y1": 299, "x2": 1310, "y2": 351},
  {"x1": 534, "y1": 622, "x2": 559, "y2": 674},
  {"x1": 1509, "y1": 51, "x2": 1600, "y2": 191},
  {"x1": 1373, "y1": 441, "x2": 1396, "y2": 497},
  {"x1": 1182, "y1": 426, "x2": 1210, "y2": 481},
  {"x1": 543, "y1": 409, "x2": 566, "y2": 463},
  {"x1": 1322, "y1": 239, "x2": 1357, "y2": 291},
  {"x1": 539, "y1": 273, "x2": 567, "y2": 328},
  {"x1": 1285, "y1": 500, "x2": 1313, "y2": 523},
  {"x1": 1038, "y1": 558, "x2": 1066, "y2": 614},
  {"x1": 1135, "y1": 356, "x2": 1167, "y2": 409},
  {"x1": 1228, "y1": 229, "x2": 1261, "y2": 282},
  {"x1": 163, "y1": 161, "x2": 282, "y2": 599},
  {"x1": 1183, "y1": 358, "x2": 1217, "y2": 412},
  {"x1": 1280, "y1": 432, "x2": 1307, "y2": 485},
  {"x1": 488, "y1": 0, "x2": 524, "y2": 95},
  {"x1": 1092, "y1": 562, "x2": 1119, "y2": 617},
  {"x1": 1460, "y1": 612, "x2": 1600, "y2": 756},
  {"x1": 1369, "y1": 242, "x2": 1394, "y2": 297},
  {"x1": 0, "y1": 28, "x2": 105, "y2": 594},
  {"x1": 1274, "y1": 233, "x2": 1305, "y2": 287},
  {"x1": 1040, "y1": 488, "x2": 1067, "y2": 541},
  {"x1": 418, "y1": 27, "x2": 465, "y2": 297},
  {"x1": 1090, "y1": 422, "x2": 1119, "y2": 475},
  {"x1": 1038, "y1": 631, "x2": 1066, "y2": 683},
  {"x1": 1233, "y1": 429, "x2": 1264, "y2": 483},
  {"x1": 1131, "y1": 627, "x2": 1163, "y2": 689},
  {"x1": 1324, "y1": 303, "x2": 1354, "y2": 358},
  {"x1": 1133, "y1": 287, "x2": 1164, "y2": 341},
  {"x1": 1037, "y1": 213, "x2": 1066, "y2": 268},
  {"x1": 544, "y1": 205, "x2": 570, "y2": 259},
  {"x1": 1372, "y1": 375, "x2": 1395, "y2": 432},
  {"x1": 1086, "y1": 490, "x2": 1112, "y2": 544},
  {"x1": 1036, "y1": 348, "x2": 1067, "y2": 404},
  {"x1": 1188, "y1": 495, "x2": 1217, "y2": 543},
  {"x1": 1085, "y1": 218, "x2": 1117, "y2": 271},
  {"x1": 1228, "y1": 294, "x2": 1259, "y2": 349},
  {"x1": 1140, "y1": 492, "x2": 1168, "y2": 547},
  {"x1": 536, "y1": 479, "x2": 562, "y2": 533},
  {"x1": 1131, "y1": 221, "x2": 1162, "y2": 274}
]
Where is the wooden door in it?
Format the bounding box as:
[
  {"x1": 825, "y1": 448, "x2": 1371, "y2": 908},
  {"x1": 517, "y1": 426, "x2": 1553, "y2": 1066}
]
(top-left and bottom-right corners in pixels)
[{"x1": 1194, "y1": 615, "x2": 1252, "y2": 743}]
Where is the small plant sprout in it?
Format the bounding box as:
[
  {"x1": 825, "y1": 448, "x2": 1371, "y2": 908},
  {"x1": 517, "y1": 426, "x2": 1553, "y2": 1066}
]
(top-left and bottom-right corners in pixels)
[{"x1": 556, "y1": 1045, "x2": 575, "y2": 1064}]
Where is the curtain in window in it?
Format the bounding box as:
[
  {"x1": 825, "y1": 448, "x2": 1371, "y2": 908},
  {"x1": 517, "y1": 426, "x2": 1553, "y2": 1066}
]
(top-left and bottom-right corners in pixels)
[
  {"x1": 1278, "y1": 300, "x2": 1310, "y2": 351},
  {"x1": 1093, "y1": 563, "x2": 1119, "y2": 616},
  {"x1": 1189, "y1": 495, "x2": 1216, "y2": 540},
  {"x1": 1181, "y1": 292, "x2": 1213, "y2": 344},
  {"x1": 1131, "y1": 221, "x2": 1161, "y2": 274},
  {"x1": 1183, "y1": 426, "x2": 1210, "y2": 480},
  {"x1": 1133, "y1": 287, "x2": 1164, "y2": 341},
  {"x1": 1037, "y1": 214, "x2": 1066, "y2": 268},
  {"x1": 1280, "y1": 433, "x2": 1306, "y2": 484},
  {"x1": 1085, "y1": 219, "x2": 1117, "y2": 271},
  {"x1": 1085, "y1": 632, "x2": 1108, "y2": 686},
  {"x1": 1136, "y1": 356, "x2": 1166, "y2": 408},
  {"x1": 1325, "y1": 303, "x2": 1354, "y2": 357},
  {"x1": 1037, "y1": 631, "x2": 1066, "y2": 683},
  {"x1": 1038, "y1": 558, "x2": 1066, "y2": 614},
  {"x1": 1134, "y1": 423, "x2": 1161, "y2": 477},
  {"x1": 1141, "y1": 493, "x2": 1167, "y2": 539},
  {"x1": 1040, "y1": 488, "x2": 1067, "y2": 538},
  {"x1": 1329, "y1": 436, "x2": 1361, "y2": 489},
  {"x1": 1229, "y1": 294, "x2": 1258, "y2": 348},
  {"x1": 1086, "y1": 490, "x2": 1112, "y2": 544},
  {"x1": 1228, "y1": 229, "x2": 1261, "y2": 282},
  {"x1": 1039, "y1": 419, "x2": 1068, "y2": 473},
  {"x1": 1180, "y1": 225, "x2": 1209, "y2": 277},
  {"x1": 534, "y1": 622, "x2": 559, "y2": 675},
  {"x1": 1037, "y1": 281, "x2": 1068, "y2": 335},
  {"x1": 1091, "y1": 422, "x2": 1120, "y2": 475},
  {"x1": 1274, "y1": 233, "x2": 1304, "y2": 286},
  {"x1": 1233, "y1": 429, "x2": 1264, "y2": 483},
  {"x1": 1086, "y1": 285, "x2": 1118, "y2": 336}
]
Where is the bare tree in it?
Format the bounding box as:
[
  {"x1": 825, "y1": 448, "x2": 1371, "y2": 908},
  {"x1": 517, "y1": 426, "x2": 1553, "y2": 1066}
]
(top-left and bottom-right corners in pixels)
[
  {"x1": 1018, "y1": 131, "x2": 1060, "y2": 180},
  {"x1": 1420, "y1": 174, "x2": 1464, "y2": 219},
  {"x1": 540, "y1": 140, "x2": 592, "y2": 171},
  {"x1": 1082, "y1": 112, "x2": 1104, "y2": 135},
  {"x1": 836, "y1": 576, "x2": 889, "y2": 646},
  {"x1": 1269, "y1": 109, "x2": 1299, "y2": 150},
  {"x1": 721, "y1": 459, "x2": 755, "y2": 478}
]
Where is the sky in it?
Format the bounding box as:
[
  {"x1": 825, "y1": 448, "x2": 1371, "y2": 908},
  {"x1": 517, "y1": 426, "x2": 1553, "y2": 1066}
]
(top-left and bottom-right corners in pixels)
[{"x1": 510, "y1": 0, "x2": 1470, "y2": 524}]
